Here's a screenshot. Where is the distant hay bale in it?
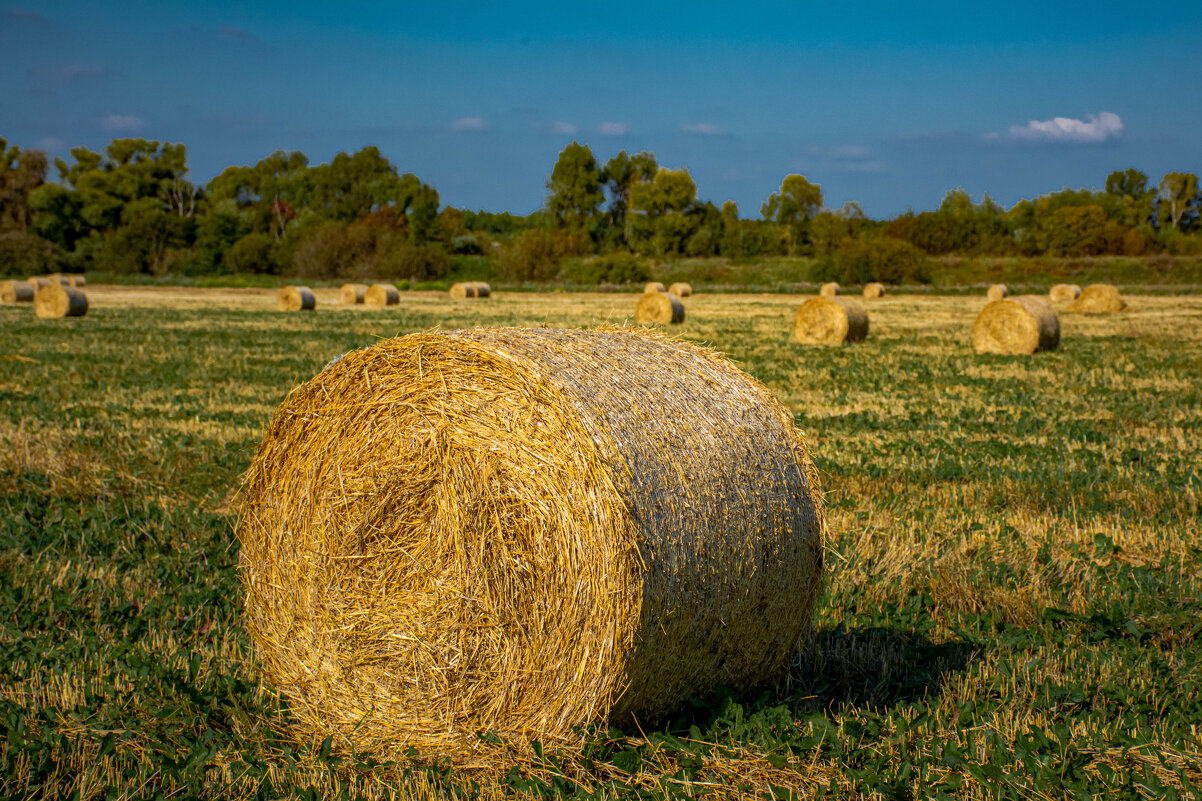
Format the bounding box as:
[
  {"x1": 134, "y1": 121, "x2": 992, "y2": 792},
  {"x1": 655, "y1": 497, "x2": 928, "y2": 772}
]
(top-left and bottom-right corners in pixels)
[
  {"x1": 987, "y1": 284, "x2": 1008, "y2": 301},
  {"x1": 644, "y1": 281, "x2": 667, "y2": 294},
  {"x1": 339, "y1": 283, "x2": 368, "y2": 304},
  {"x1": 636, "y1": 291, "x2": 685, "y2": 324},
  {"x1": 863, "y1": 282, "x2": 886, "y2": 298},
  {"x1": 364, "y1": 284, "x2": 400, "y2": 306},
  {"x1": 819, "y1": 282, "x2": 839, "y2": 297},
  {"x1": 1067, "y1": 283, "x2": 1127, "y2": 313},
  {"x1": 1049, "y1": 283, "x2": 1081, "y2": 302},
  {"x1": 971, "y1": 296, "x2": 1060, "y2": 355},
  {"x1": 67, "y1": 275, "x2": 86, "y2": 288},
  {"x1": 449, "y1": 282, "x2": 477, "y2": 298},
  {"x1": 597, "y1": 282, "x2": 617, "y2": 293},
  {"x1": 34, "y1": 284, "x2": 88, "y2": 318},
  {"x1": 26, "y1": 276, "x2": 51, "y2": 290},
  {"x1": 791, "y1": 296, "x2": 868, "y2": 346},
  {"x1": 278, "y1": 286, "x2": 316, "y2": 312},
  {"x1": 668, "y1": 282, "x2": 692, "y2": 297},
  {"x1": 236, "y1": 326, "x2": 825, "y2": 762},
  {"x1": 471, "y1": 281, "x2": 491, "y2": 298},
  {"x1": 1, "y1": 280, "x2": 35, "y2": 304},
  {"x1": 46, "y1": 273, "x2": 72, "y2": 287}
]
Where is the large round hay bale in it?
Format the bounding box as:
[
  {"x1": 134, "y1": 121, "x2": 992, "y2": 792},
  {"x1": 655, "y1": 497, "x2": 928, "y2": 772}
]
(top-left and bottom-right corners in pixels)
[
  {"x1": 635, "y1": 291, "x2": 685, "y2": 324},
  {"x1": 278, "y1": 286, "x2": 316, "y2": 311},
  {"x1": 791, "y1": 296, "x2": 868, "y2": 345},
  {"x1": 449, "y1": 282, "x2": 477, "y2": 298},
  {"x1": 470, "y1": 281, "x2": 491, "y2": 298},
  {"x1": 339, "y1": 283, "x2": 368, "y2": 305},
  {"x1": 1, "y1": 280, "x2": 35, "y2": 304},
  {"x1": 34, "y1": 284, "x2": 88, "y2": 318},
  {"x1": 237, "y1": 327, "x2": 825, "y2": 761},
  {"x1": 819, "y1": 282, "x2": 839, "y2": 297},
  {"x1": 668, "y1": 282, "x2": 692, "y2": 297},
  {"x1": 863, "y1": 282, "x2": 886, "y2": 298},
  {"x1": 644, "y1": 281, "x2": 666, "y2": 294},
  {"x1": 364, "y1": 284, "x2": 400, "y2": 306},
  {"x1": 971, "y1": 296, "x2": 1060, "y2": 355},
  {"x1": 986, "y1": 284, "x2": 1008, "y2": 301},
  {"x1": 1049, "y1": 283, "x2": 1081, "y2": 302},
  {"x1": 1067, "y1": 283, "x2": 1126, "y2": 313}
]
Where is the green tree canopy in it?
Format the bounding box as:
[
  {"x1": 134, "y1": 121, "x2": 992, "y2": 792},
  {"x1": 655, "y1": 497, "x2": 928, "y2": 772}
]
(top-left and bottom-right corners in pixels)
[{"x1": 545, "y1": 142, "x2": 603, "y2": 231}]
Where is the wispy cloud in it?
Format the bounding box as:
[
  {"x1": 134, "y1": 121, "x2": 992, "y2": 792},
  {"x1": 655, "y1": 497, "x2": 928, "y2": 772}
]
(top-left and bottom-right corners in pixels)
[
  {"x1": 100, "y1": 114, "x2": 145, "y2": 133},
  {"x1": 597, "y1": 121, "x2": 628, "y2": 136},
  {"x1": 679, "y1": 122, "x2": 724, "y2": 136},
  {"x1": 550, "y1": 121, "x2": 578, "y2": 135},
  {"x1": 450, "y1": 116, "x2": 487, "y2": 132},
  {"x1": 995, "y1": 111, "x2": 1123, "y2": 143}
]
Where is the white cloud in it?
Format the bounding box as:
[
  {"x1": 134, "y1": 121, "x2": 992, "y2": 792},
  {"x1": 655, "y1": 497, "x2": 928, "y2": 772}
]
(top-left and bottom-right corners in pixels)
[
  {"x1": 680, "y1": 122, "x2": 724, "y2": 136},
  {"x1": 550, "y1": 121, "x2": 578, "y2": 135},
  {"x1": 597, "y1": 121, "x2": 628, "y2": 136},
  {"x1": 100, "y1": 114, "x2": 145, "y2": 132},
  {"x1": 1002, "y1": 111, "x2": 1123, "y2": 143},
  {"x1": 450, "y1": 116, "x2": 487, "y2": 132}
]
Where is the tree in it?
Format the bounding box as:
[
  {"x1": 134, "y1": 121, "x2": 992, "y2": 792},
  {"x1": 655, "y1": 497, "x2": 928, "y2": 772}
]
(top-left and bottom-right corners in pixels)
[
  {"x1": 545, "y1": 142, "x2": 603, "y2": 232},
  {"x1": 1158, "y1": 172, "x2": 1198, "y2": 231},
  {"x1": 1105, "y1": 168, "x2": 1154, "y2": 228},
  {"x1": 0, "y1": 138, "x2": 48, "y2": 232},
  {"x1": 601, "y1": 149, "x2": 657, "y2": 243},
  {"x1": 761, "y1": 174, "x2": 823, "y2": 255},
  {"x1": 628, "y1": 167, "x2": 699, "y2": 256}
]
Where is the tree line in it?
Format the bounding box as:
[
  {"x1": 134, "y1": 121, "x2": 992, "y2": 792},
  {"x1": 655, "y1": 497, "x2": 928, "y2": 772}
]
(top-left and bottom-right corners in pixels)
[{"x1": 0, "y1": 135, "x2": 1199, "y2": 285}]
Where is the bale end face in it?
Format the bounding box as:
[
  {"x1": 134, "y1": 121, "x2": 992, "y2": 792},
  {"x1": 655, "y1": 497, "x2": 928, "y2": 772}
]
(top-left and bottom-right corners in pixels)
[
  {"x1": 668, "y1": 282, "x2": 692, "y2": 297},
  {"x1": 1067, "y1": 284, "x2": 1126, "y2": 313},
  {"x1": 644, "y1": 281, "x2": 667, "y2": 294},
  {"x1": 449, "y1": 282, "x2": 477, "y2": 298},
  {"x1": 791, "y1": 296, "x2": 868, "y2": 345},
  {"x1": 1049, "y1": 283, "x2": 1081, "y2": 302},
  {"x1": 971, "y1": 296, "x2": 1060, "y2": 355},
  {"x1": 278, "y1": 286, "x2": 316, "y2": 311},
  {"x1": 862, "y1": 282, "x2": 886, "y2": 298},
  {"x1": 635, "y1": 291, "x2": 685, "y2": 324},
  {"x1": 986, "y1": 284, "x2": 1009, "y2": 301},
  {"x1": 34, "y1": 284, "x2": 88, "y2": 318}
]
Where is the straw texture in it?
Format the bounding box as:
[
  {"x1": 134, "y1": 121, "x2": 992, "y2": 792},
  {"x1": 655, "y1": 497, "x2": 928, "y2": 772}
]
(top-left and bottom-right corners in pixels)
[
  {"x1": 668, "y1": 282, "x2": 692, "y2": 297},
  {"x1": 278, "y1": 286, "x2": 316, "y2": 311},
  {"x1": 863, "y1": 282, "x2": 886, "y2": 298},
  {"x1": 449, "y1": 282, "x2": 478, "y2": 299},
  {"x1": 471, "y1": 282, "x2": 492, "y2": 298},
  {"x1": 971, "y1": 296, "x2": 1060, "y2": 355},
  {"x1": 1049, "y1": 284, "x2": 1081, "y2": 302},
  {"x1": 364, "y1": 284, "x2": 400, "y2": 306},
  {"x1": 635, "y1": 291, "x2": 685, "y2": 324},
  {"x1": 1067, "y1": 284, "x2": 1126, "y2": 313},
  {"x1": 819, "y1": 282, "x2": 840, "y2": 297},
  {"x1": 644, "y1": 282, "x2": 667, "y2": 294},
  {"x1": 1, "y1": 280, "x2": 35, "y2": 303},
  {"x1": 237, "y1": 327, "x2": 825, "y2": 764},
  {"x1": 34, "y1": 284, "x2": 87, "y2": 318},
  {"x1": 987, "y1": 284, "x2": 1008, "y2": 301},
  {"x1": 339, "y1": 283, "x2": 368, "y2": 305},
  {"x1": 791, "y1": 296, "x2": 868, "y2": 345}
]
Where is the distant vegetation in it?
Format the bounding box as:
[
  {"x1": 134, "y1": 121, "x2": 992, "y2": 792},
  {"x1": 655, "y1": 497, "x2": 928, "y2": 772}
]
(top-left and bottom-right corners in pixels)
[{"x1": 1, "y1": 135, "x2": 1199, "y2": 285}]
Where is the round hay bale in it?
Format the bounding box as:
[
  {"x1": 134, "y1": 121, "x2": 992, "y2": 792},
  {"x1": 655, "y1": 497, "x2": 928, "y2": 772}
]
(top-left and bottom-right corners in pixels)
[
  {"x1": 449, "y1": 282, "x2": 477, "y2": 299},
  {"x1": 278, "y1": 286, "x2": 316, "y2": 312},
  {"x1": 26, "y1": 276, "x2": 51, "y2": 291},
  {"x1": 364, "y1": 284, "x2": 400, "y2": 306},
  {"x1": 339, "y1": 283, "x2": 368, "y2": 305},
  {"x1": 819, "y1": 282, "x2": 839, "y2": 297},
  {"x1": 46, "y1": 273, "x2": 72, "y2": 287},
  {"x1": 668, "y1": 282, "x2": 692, "y2": 297},
  {"x1": 644, "y1": 281, "x2": 666, "y2": 294},
  {"x1": 986, "y1": 284, "x2": 1008, "y2": 301},
  {"x1": 971, "y1": 296, "x2": 1060, "y2": 355},
  {"x1": 67, "y1": 274, "x2": 86, "y2": 288},
  {"x1": 1067, "y1": 283, "x2": 1126, "y2": 313},
  {"x1": 863, "y1": 282, "x2": 886, "y2": 299},
  {"x1": 635, "y1": 291, "x2": 685, "y2": 324},
  {"x1": 471, "y1": 281, "x2": 491, "y2": 298},
  {"x1": 1, "y1": 280, "x2": 35, "y2": 304},
  {"x1": 791, "y1": 296, "x2": 868, "y2": 345},
  {"x1": 34, "y1": 284, "x2": 87, "y2": 318},
  {"x1": 1049, "y1": 283, "x2": 1081, "y2": 302},
  {"x1": 236, "y1": 327, "x2": 825, "y2": 761}
]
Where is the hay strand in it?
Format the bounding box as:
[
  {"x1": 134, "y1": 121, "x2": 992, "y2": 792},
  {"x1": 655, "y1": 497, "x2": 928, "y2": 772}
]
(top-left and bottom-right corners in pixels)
[
  {"x1": 986, "y1": 284, "x2": 1008, "y2": 301},
  {"x1": 339, "y1": 283, "x2": 368, "y2": 305},
  {"x1": 449, "y1": 282, "x2": 477, "y2": 298},
  {"x1": 863, "y1": 282, "x2": 886, "y2": 298},
  {"x1": 971, "y1": 296, "x2": 1060, "y2": 355},
  {"x1": 1049, "y1": 283, "x2": 1081, "y2": 302},
  {"x1": 644, "y1": 281, "x2": 666, "y2": 294},
  {"x1": 278, "y1": 286, "x2": 316, "y2": 312},
  {"x1": 34, "y1": 284, "x2": 88, "y2": 318},
  {"x1": 1067, "y1": 283, "x2": 1126, "y2": 313},
  {"x1": 1, "y1": 280, "x2": 35, "y2": 304},
  {"x1": 819, "y1": 282, "x2": 839, "y2": 297},
  {"x1": 364, "y1": 284, "x2": 400, "y2": 306},
  {"x1": 236, "y1": 326, "x2": 825, "y2": 763},
  {"x1": 635, "y1": 291, "x2": 685, "y2": 324},
  {"x1": 668, "y1": 282, "x2": 692, "y2": 297},
  {"x1": 791, "y1": 296, "x2": 868, "y2": 345}
]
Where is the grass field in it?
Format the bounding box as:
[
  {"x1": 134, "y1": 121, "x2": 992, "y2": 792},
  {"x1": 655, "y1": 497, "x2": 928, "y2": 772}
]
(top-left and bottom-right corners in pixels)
[{"x1": 2, "y1": 286, "x2": 1200, "y2": 799}]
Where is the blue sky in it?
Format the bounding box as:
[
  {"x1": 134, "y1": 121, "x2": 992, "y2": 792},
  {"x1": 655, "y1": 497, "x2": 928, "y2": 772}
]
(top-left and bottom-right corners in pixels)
[{"x1": 3, "y1": 1, "x2": 1200, "y2": 218}]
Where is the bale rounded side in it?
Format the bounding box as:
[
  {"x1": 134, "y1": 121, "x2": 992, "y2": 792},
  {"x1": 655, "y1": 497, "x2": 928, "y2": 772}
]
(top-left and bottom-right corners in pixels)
[
  {"x1": 668, "y1": 282, "x2": 692, "y2": 297},
  {"x1": 236, "y1": 327, "x2": 825, "y2": 762},
  {"x1": 1049, "y1": 284, "x2": 1081, "y2": 302},
  {"x1": 364, "y1": 284, "x2": 400, "y2": 306},
  {"x1": 819, "y1": 282, "x2": 840, "y2": 297},
  {"x1": 644, "y1": 281, "x2": 667, "y2": 294},
  {"x1": 34, "y1": 284, "x2": 88, "y2": 318},
  {"x1": 862, "y1": 282, "x2": 886, "y2": 298},
  {"x1": 987, "y1": 284, "x2": 1008, "y2": 301},
  {"x1": 1, "y1": 280, "x2": 35, "y2": 304},
  {"x1": 471, "y1": 281, "x2": 492, "y2": 298},
  {"x1": 791, "y1": 296, "x2": 868, "y2": 345},
  {"x1": 635, "y1": 291, "x2": 685, "y2": 324},
  {"x1": 26, "y1": 276, "x2": 51, "y2": 290},
  {"x1": 449, "y1": 282, "x2": 477, "y2": 299},
  {"x1": 340, "y1": 283, "x2": 368, "y2": 305},
  {"x1": 1067, "y1": 284, "x2": 1126, "y2": 313},
  {"x1": 278, "y1": 286, "x2": 316, "y2": 312},
  {"x1": 971, "y1": 296, "x2": 1060, "y2": 355}
]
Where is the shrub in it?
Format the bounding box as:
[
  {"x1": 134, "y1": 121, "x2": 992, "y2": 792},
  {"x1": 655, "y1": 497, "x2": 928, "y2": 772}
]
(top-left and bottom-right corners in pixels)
[
  {"x1": 376, "y1": 243, "x2": 450, "y2": 281},
  {"x1": 562, "y1": 251, "x2": 650, "y2": 285},
  {"x1": 495, "y1": 229, "x2": 584, "y2": 282},
  {"x1": 226, "y1": 233, "x2": 280, "y2": 275},
  {"x1": 0, "y1": 231, "x2": 64, "y2": 276},
  {"x1": 450, "y1": 234, "x2": 483, "y2": 255},
  {"x1": 816, "y1": 236, "x2": 932, "y2": 285}
]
